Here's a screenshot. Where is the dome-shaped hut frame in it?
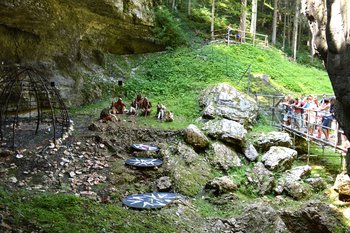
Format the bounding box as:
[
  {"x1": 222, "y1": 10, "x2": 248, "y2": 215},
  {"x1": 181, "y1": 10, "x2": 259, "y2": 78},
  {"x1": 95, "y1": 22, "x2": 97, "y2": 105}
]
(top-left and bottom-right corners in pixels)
[{"x1": 0, "y1": 66, "x2": 70, "y2": 150}]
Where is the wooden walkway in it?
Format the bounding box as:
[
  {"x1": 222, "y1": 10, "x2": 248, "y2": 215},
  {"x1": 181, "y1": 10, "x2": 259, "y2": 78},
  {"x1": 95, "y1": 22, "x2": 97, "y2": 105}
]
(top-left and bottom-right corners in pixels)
[{"x1": 281, "y1": 121, "x2": 347, "y2": 171}]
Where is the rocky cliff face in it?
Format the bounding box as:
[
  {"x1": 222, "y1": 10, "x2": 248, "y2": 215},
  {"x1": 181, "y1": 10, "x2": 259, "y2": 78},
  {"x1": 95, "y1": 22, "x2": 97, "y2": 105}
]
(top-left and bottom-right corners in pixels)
[
  {"x1": 0, "y1": 0, "x2": 161, "y2": 64},
  {"x1": 302, "y1": 0, "x2": 350, "y2": 174},
  {"x1": 0, "y1": 0, "x2": 162, "y2": 105}
]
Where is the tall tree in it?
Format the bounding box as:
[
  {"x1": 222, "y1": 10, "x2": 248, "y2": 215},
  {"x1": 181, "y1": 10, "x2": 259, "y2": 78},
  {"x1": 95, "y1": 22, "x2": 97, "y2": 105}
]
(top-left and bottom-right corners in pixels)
[
  {"x1": 239, "y1": 0, "x2": 247, "y2": 42},
  {"x1": 282, "y1": 0, "x2": 287, "y2": 50},
  {"x1": 272, "y1": 0, "x2": 278, "y2": 45},
  {"x1": 250, "y1": 0, "x2": 258, "y2": 35},
  {"x1": 292, "y1": 0, "x2": 300, "y2": 61},
  {"x1": 188, "y1": 0, "x2": 191, "y2": 16},
  {"x1": 211, "y1": 0, "x2": 216, "y2": 40}
]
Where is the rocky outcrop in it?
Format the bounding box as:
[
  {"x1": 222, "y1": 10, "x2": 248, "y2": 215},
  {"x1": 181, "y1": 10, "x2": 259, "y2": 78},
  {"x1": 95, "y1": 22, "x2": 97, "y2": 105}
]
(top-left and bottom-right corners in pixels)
[
  {"x1": 275, "y1": 166, "x2": 312, "y2": 199},
  {"x1": 0, "y1": 0, "x2": 163, "y2": 106},
  {"x1": 208, "y1": 202, "x2": 290, "y2": 233},
  {"x1": 164, "y1": 143, "x2": 213, "y2": 196},
  {"x1": 302, "y1": 0, "x2": 350, "y2": 174},
  {"x1": 184, "y1": 124, "x2": 210, "y2": 150},
  {"x1": 203, "y1": 119, "x2": 247, "y2": 146},
  {"x1": 261, "y1": 146, "x2": 297, "y2": 172},
  {"x1": 211, "y1": 142, "x2": 242, "y2": 171},
  {"x1": 205, "y1": 176, "x2": 238, "y2": 195},
  {"x1": 246, "y1": 162, "x2": 274, "y2": 195},
  {"x1": 243, "y1": 143, "x2": 259, "y2": 161},
  {"x1": 280, "y1": 201, "x2": 348, "y2": 233},
  {"x1": 254, "y1": 131, "x2": 292, "y2": 152},
  {"x1": 0, "y1": 0, "x2": 160, "y2": 63},
  {"x1": 304, "y1": 177, "x2": 327, "y2": 192},
  {"x1": 333, "y1": 173, "x2": 350, "y2": 202},
  {"x1": 199, "y1": 83, "x2": 258, "y2": 126},
  {"x1": 156, "y1": 176, "x2": 172, "y2": 191}
]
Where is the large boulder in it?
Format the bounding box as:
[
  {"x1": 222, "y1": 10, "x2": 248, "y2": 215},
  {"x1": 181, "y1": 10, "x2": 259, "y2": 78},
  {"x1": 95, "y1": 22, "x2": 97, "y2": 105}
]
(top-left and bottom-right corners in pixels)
[
  {"x1": 262, "y1": 146, "x2": 297, "y2": 172},
  {"x1": 243, "y1": 143, "x2": 259, "y2": 161},
  {"x1": 203, "y1": 119, "x2": 247, "y2": 146},
  {"x1": 246, "y1": 162, "x2": 274, "y2": 195},
  {"x1": 280, "y1": 201, "x2": 348, "y2": 233},
  {"x1": 211, "y1": 142, "x2": 242, "y2": 171},
  {"x1": 304, "y1": 177, "x2": 327, "y2": 192},
  {"x1": 199, "y1": 83, "x2": 258, "y2": 126},
  {"x1": 333, "y1": 173, "x2": 350, "y2": 202},
  {"x1": 205, "y1": 176, "x2": 238, "y2": 195},
  {"x1": 254, "y1": 131, "x2": 292, "y2": 152},
  {"x1": 207, "y1": 202, "x2": 290, "y2": 233},
  {"x1": 164, "y1": 143, "x2": 212, "y2": 196},
  {"x1": 184, "y1": 124, "x2": 209, "y2": 150},
  {"x1": 275, "y1": 166, "x2": 312, "y2": 199}
]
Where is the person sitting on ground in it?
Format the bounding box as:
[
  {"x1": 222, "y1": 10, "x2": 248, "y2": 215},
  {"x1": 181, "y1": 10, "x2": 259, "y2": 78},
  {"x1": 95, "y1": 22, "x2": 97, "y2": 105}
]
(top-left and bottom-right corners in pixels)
[
  {"x1": 100, "y1": 107, "x2": 118, "y2": 122},
  {"x1": 156, "y1": 103, "x2": 166, "y2": 121},
  {"x1": 111, "y1": 98, "x2": 126, "y2": 114},
  {"x1": 128, "y1": 94, "x2": 144, "y2": 115},
  {"x1": 136, "y1": 94, "x2": 144, "y2": 108},
  {"x1": 141, "y1": 97, "x2": 152, "y2": 116},
  {"x1": 129, "y1": 98, "x2": 138, "y2": 115},
  {"x1": 165, "y1": 110, "x2": 174, "y2": 122}
]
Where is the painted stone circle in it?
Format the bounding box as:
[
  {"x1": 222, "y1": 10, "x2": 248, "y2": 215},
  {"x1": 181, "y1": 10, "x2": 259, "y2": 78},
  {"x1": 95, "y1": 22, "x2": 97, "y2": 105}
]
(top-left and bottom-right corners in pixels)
[
  {"x1": 131, "y1": 143, "x2": 160, "y2": 151},
  {"x1": 125, "y1": 158, "x2": 163, "y2": 167},
  {"x1": 122, "y1": 192, "x2": 183, "y2": 209}
]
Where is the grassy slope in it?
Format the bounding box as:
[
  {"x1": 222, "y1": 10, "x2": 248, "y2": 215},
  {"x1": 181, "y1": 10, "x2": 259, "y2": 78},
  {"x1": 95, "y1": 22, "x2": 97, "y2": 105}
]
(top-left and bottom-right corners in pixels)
[{"x1": 122, "y1": 43, "x2": 331, "y2": 128}]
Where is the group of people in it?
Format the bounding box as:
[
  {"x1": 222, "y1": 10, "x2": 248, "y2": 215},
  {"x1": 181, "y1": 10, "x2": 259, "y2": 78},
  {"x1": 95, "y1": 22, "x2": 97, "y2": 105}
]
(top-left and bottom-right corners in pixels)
[
  {"x1": 281, "y1": 94, "x2": 336, "y2": 141},
  {"x1": 100, "y1": 94, "x2": 173, "y2": 122}
]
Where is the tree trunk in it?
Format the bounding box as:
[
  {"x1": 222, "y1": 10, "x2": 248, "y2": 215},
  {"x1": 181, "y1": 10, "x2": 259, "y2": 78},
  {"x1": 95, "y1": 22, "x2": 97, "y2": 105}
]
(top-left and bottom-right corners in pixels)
[
  {"x1": 250, "y1": 0, "x2": 258, "y2": 35},
  {"x1": 272, "y1": 0, "x2": 278, "y2": 45},
  {"x1": 188, "y1": 0, "x2": 191, "y2": 16},
  {"x1": 240, "y1": 0, "x2": 247, "y2": 42},
  {"x1": 282, "y1": 0, "x2": 286, "y2": 50},
  {"x1": 297, "y1": 18, "x2": 302, "y2": 50},
  {"x1": 309, "y1": 30, "x2": 314, "y2": 63},
  {"x1": 292, "y1": 0, "x2": 300, "y2": 61},
  {"x1": 211, "y1": 0, "x2": 216, "y2": 40},
  {"x1": 172, "y1": 0, "x2": 176, "y2": 10}
]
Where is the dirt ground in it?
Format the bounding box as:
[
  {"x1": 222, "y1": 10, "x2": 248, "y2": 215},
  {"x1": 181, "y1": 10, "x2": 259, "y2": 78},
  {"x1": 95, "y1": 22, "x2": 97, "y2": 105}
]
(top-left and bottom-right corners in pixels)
[{"x1": 0, "y1": 113, "x2": 183, "y2": 201}]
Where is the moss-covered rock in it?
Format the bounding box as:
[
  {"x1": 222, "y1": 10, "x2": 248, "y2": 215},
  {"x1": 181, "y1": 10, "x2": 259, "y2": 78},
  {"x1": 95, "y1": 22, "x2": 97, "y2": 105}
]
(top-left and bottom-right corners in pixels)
[
  {"x1": 0, "y1": 0, "x2": 161, "y2": 63},
  {"x1": 0, "y1": 0, "x2": 164, "y2": 106},
  {"x1": 164, "y1": 143, "x2": 213, "y2": 196}
]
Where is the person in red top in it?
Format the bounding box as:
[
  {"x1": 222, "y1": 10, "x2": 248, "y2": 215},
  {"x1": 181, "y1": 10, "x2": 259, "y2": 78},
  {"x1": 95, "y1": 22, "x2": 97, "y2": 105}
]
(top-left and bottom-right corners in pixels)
[{"x1": 292, "y1": 98, "x2": 304, "y2": 129}]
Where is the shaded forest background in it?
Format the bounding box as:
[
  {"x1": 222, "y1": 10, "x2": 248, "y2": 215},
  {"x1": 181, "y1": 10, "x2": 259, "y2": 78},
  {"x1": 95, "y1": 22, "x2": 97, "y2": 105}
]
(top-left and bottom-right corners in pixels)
[{"x1": 155, "y1": 0, "x2": 318, "y2": 67}]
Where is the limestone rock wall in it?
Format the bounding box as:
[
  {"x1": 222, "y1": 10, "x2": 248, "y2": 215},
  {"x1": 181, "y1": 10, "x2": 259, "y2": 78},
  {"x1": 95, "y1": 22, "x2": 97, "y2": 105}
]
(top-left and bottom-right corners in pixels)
[
  {"x1": 0, "y1": 0, "x2": 162, "y2": 105},
  {"x1": 0, "y1": 0, "x2": 160, "y2": 64}
]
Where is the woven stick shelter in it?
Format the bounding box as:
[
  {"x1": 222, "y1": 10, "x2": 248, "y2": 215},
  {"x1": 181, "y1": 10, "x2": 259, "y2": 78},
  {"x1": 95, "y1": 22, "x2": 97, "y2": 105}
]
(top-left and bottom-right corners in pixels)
[{"x1": 0, "y1": 66, "x2": 69, "y2": 150}]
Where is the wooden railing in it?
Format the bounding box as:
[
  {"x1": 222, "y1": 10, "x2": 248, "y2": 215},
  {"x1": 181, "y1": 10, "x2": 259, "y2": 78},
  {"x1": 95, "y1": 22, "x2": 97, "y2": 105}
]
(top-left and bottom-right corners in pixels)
[{"x1": 211, "y1": 28, "x2": 269, "y2": 47}]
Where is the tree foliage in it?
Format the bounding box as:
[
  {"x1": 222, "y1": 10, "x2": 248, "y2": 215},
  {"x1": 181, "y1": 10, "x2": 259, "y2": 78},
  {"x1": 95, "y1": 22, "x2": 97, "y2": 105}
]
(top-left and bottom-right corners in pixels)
[{"x1": 153, "y1": 6, "x2": 187, "y2": 47}]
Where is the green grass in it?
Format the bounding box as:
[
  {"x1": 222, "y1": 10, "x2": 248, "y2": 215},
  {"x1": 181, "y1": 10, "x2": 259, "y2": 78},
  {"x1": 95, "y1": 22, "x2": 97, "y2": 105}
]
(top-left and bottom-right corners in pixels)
[
  {"x1": 71, "y1": 43, "x2": 332, "y2": 130},
  {"x1": 118, "y1": 44, "x2": 331, "y2": 128},
  {"x1": 0, "y1": 189, "x2": 189, "y2": 233}
]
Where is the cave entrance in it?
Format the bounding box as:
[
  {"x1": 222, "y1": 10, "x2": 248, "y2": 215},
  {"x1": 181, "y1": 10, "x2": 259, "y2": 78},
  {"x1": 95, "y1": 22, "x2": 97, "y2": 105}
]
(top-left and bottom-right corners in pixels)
[{"x1": 0, "y1": 66, "x2": 70, "y2": 151}]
